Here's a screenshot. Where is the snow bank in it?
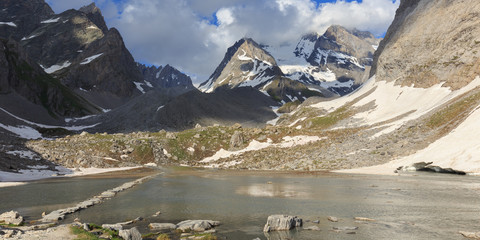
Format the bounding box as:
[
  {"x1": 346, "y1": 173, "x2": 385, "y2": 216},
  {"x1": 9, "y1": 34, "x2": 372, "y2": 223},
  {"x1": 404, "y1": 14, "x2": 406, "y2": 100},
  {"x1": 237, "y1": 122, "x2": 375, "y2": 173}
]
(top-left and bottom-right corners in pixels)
[
  {"x1": 339, "y1": 101, "x2": 480, "y2": 175},
  {"x1": 0, "y1": 167, "x2": 140, "y2": 188},
  {"x1": 80, "y1": 53, "x2": 103, "y2": 65},
  {"x1": 0, "y1": 107, "x2": 99, "y2": 139},
  {"x1": 6, "y1": 150, "x2": 40, "y2": 160},
  {"x1": 311, "y1": 76, "x2": 480, "y2": 136},
  {"x1": 201, "y1": 135, "x2": 323, "y2": 164}
]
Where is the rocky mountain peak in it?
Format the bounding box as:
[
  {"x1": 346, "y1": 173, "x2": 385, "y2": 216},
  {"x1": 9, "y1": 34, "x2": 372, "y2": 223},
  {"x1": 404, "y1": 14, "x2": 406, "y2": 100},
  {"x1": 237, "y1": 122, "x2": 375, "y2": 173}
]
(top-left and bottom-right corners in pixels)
[
  {"x1": 79, "y1": 2, "x2": 108, "y2": 33},
  {"x1": 138, "y1": 63, "x2": 194, "y2": 90},
  {"x1": 199, "y1": 38, "x2": 281, "y2": 93}
]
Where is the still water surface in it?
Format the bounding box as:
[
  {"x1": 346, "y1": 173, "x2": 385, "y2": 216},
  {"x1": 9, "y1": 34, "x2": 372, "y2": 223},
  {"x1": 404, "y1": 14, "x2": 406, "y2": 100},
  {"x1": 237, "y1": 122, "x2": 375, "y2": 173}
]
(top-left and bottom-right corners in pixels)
[{"x1": 2, "y1": 169, "x2": 480, "y2": 239}]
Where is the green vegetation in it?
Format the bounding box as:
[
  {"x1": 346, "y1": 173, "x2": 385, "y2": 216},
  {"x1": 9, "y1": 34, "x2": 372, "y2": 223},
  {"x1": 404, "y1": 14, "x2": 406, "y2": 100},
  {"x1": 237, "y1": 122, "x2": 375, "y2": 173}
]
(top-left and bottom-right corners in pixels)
[
  {"x1": 427, "y1": 90, "x2": 480, "y2": 131},
  {"x1": 70, "y1": 224, "x2": 122, "y2": 240},
  {"x1": 156, "y1": 234, "x2": 171, "y2": 240},
  {"x1": 309, "y1": 105, "x2": 352, "y2": 129}
]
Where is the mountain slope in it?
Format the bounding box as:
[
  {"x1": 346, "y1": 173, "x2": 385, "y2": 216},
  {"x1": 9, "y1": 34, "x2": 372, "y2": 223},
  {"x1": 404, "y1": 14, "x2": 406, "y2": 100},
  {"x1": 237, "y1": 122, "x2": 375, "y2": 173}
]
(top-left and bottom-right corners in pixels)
[
  {"x1": 138, "y1": 64, "x2": 195, "y2": 92},
  {"x1": 0, "y1": 38, "x2": 100, "y2": 120}
]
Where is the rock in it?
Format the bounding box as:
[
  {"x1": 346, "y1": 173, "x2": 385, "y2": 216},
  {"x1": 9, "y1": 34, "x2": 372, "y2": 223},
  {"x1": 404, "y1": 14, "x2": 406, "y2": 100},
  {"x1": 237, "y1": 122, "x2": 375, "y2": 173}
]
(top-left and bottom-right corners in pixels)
[
  {"x1": 0, "y1": 211, "x2": 24, "y2": 226},
  {"x1": 102, "y1": 224, "x2": 123, "y2": 231},
  {"x1": 166, "y1": 132, "x2": 177, "y2": 140},
  {"x1": 83, "y1": 223, "x2": 90, "y2": 231},
  {"x1": 312, "y1": 220, "x2": 320, "y2": 224},
  {"x1": 119, "y1": 227, "x2": 142, "y2": 240},
  {"x1": 195, "y1": 124, "x2": 202, "y2": 129},
  {"x1": 354, "y1": 217, "x2": 375, "y2": 222},
  {"x1": 80, "y1": 131, "x2": 88, "y2": 136},
  {"x1": 327, "y1": 216, "x2": 338, "y2": 222},
  {"x1": 232, "y1": 123, "x2": 243, "y2": 129},
  {"x1": 333, "y1": 226, "x2": 358, "y2": 231},
  {"x1": 263, "y1": 215, "x2": 302, "y2": 232},
  {"x1": 459, "y1": 231, "x2": 480, "y2": 239},
  {"x1": 176, "y1": 220, "x2": 220, "y2": 232},
  {"x1": 152, "y1": 211, "x2": 162, "y2": 217},
  {"x1": 148, "y1": 223, "x2": 177, "y2": 231},
  {"x1": 303, "y1": 226, "x2": 321, "y2": 231},
  {"x1": 396, "y1": 162, "x2": 466, "y2": 175},
  {"x1": 229, "y1": 131, "x2": 245, "y2": 149}
]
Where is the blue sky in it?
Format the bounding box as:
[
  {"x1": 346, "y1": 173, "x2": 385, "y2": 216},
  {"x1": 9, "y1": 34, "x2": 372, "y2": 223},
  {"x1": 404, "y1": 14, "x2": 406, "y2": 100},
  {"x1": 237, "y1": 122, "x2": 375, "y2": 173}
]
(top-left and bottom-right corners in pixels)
[{"x1": 46, "y1": 0, "x2": 399, "y2": 82}]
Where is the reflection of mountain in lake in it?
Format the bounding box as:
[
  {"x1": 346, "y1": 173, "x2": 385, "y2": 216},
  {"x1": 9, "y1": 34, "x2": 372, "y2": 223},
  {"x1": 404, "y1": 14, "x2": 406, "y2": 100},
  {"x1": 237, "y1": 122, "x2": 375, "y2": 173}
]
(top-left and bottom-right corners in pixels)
[{"x1": 235, "y1": 183, "x2": 311, "y2": 199}]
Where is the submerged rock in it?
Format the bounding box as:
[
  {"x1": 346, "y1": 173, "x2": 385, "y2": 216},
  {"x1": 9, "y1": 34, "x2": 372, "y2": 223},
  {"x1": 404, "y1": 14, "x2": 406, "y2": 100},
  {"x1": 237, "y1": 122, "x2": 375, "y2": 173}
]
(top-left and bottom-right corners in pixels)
[
  {"x1": 176, "y1": 220, "x2": 220, "y2": 232},
  {"x1": 263, "y1": 215, "x2": 302, "y2": 232},
  {"x1": 459, "y1": 231, "x2": 480, "y2": 239},
  {"x1": 148, "y1": 223, "x2": 177, "y2": 231}
]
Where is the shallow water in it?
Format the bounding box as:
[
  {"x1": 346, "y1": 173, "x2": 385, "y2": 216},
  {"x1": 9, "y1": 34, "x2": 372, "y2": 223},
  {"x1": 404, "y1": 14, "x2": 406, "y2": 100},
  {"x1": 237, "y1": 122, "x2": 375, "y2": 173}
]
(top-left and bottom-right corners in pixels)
[{"x1": 2, "y1": 169, "x2": 480, "y2": 239}]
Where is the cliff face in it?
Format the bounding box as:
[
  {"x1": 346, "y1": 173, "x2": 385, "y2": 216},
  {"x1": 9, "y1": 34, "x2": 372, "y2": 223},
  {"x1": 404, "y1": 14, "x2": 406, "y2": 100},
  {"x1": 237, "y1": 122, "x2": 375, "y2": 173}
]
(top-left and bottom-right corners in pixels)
[{"x1": 371, "y1": 0, "x2": 480, "y2": 89}]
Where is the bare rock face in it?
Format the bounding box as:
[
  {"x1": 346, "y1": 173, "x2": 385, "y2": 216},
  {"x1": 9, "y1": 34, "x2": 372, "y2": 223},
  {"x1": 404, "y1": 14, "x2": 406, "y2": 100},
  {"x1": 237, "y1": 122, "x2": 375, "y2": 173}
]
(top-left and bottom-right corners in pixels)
[
  {"x1": 0, "y1": 38, "x2": 99, "y2": 117},
  {"x1": 371, "y1": 0, "x2": 480, "y2": 89},
  {"x1": 0, "y1": 0, "x2": 54, "y2": 40},
  {"x1": 229, "y1": 131, "x2": 245, "y2": 150}
]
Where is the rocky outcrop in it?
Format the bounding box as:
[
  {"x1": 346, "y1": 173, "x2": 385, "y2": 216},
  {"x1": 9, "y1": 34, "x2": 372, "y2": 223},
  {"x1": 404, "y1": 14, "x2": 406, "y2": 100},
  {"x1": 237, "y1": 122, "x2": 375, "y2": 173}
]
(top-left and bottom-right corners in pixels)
[
  {"x1": 371, "y1": 0, "x2": 480, "y2": 89},
  {"x1": 263, "y1": 215, "x2": 302, "y2": 232}
]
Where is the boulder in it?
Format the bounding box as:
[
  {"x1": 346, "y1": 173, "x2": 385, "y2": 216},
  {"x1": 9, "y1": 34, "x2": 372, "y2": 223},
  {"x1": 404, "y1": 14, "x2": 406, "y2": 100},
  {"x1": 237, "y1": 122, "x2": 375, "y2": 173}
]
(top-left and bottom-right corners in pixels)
[
  {"x1": 176, "y1": 220, "x2": 220, "y2": 232},
  {"x1": 263, "y1": 215, "x2": 302, "y2": 232},
  {"x1": 0, "y1": 211, "x2": 23, "y2": 226},
  {"x1": 119, "y1": 227, "x2": 142, "y2": 240},
  {"x1": 102, "y1": 224, "x2": 123, "y2": 231},
  {"x1": 396, "y1": 162, "x2": 466, "y2": 175},
  {"x1": 148, "y1": 223, "x2": 177, "y2": 231},
  {"x1": 229, "y1": 131, "x2": 245, "y2": 149},
  {"x1": 328, "y1": 216, "x2": 338, "y2": 222},
  {"x1": 303, "y1": 226, "x2": 321, "y2": 231}
]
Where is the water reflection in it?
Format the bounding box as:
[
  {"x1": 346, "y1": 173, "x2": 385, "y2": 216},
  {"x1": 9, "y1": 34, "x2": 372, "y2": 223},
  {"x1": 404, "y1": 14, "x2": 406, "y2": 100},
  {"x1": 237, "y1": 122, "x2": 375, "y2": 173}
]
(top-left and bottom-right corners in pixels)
[{"x1": 236, "y1": 183, "x2": 311, "y2": 198}]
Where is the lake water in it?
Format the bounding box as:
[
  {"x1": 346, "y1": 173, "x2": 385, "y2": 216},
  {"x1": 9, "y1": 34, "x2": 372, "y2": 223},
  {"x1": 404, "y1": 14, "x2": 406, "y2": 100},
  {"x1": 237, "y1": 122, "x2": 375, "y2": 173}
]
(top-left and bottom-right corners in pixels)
[{"x1": 1, "y1": 168, "x2": 480, "y2": 239}]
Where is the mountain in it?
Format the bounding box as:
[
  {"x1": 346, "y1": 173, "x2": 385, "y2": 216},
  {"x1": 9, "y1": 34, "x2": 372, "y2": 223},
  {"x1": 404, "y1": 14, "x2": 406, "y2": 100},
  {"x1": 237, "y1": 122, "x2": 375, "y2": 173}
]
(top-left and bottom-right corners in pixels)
[
  {"x1": 1, "y1": 1, "x2": 144, "y2": 109},
  {"x1": 199, "y1": 38, "x2": 325, "y2": 102},
  {"x1": 138, "y1": 64, "x2": 195, "y2": 92},
  {"x1": 279, "y1": 25, "x2": 380, "y2": 95}
]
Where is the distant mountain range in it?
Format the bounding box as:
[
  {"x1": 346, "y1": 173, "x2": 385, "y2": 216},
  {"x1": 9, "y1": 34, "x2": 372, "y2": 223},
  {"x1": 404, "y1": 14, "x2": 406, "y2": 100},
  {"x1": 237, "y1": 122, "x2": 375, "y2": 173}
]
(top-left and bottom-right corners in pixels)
[{"x1": 0, "y1": 0, "x2": 380, "y2": 138}]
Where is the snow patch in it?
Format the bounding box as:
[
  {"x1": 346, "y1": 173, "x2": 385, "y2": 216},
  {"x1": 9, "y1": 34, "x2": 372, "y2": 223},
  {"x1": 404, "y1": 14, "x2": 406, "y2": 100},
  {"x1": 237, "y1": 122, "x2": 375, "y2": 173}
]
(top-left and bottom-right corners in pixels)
[
  {"x1": 80, "y1": 53, "x2": 103, "y2": 65},
  {"x1": 144, "y1": 80, "x2": 153, "y2": 88},
  {"x1": 6, "y1": 150, "x2": 40, "y2": 160},
  {"x1": 157, "y1": 105, "x2": 164, "y2": 112},
  {"x1": 21, "y1": 34, "x2": 39, "y2": 41},
  {"x1": 134, "y1": 82, "x2": 145, "y2": 94},
  {"x1": 41, "y1": 18, "x2": 60, "y2": 24},
  {"x1": 41, "y1": 61, "x2": 71, "y2": 74},
  {"x1": 201, "y1": 135, "x2": 323, "y2": 165},
  {"x1": 0, "y1": 123, "x2": 43, "y2": 139},
  {"x1": 0, "y1": 22, "x2": 16, "y2": 27}
]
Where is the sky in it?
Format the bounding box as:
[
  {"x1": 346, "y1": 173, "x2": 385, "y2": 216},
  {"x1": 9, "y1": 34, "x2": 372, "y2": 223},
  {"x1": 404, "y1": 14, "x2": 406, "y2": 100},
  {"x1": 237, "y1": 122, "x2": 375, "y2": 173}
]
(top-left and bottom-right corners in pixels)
[{"x1": 45, "y1": 0, "x2": 399, "y2": 82}]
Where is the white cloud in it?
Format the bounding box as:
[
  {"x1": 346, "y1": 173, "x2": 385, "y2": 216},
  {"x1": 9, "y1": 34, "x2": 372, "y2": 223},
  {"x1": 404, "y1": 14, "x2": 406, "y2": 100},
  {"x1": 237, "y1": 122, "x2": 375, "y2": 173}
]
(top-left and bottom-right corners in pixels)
[{"x1": 43, "y1": 0, "x2": 399, "y2": 83}]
